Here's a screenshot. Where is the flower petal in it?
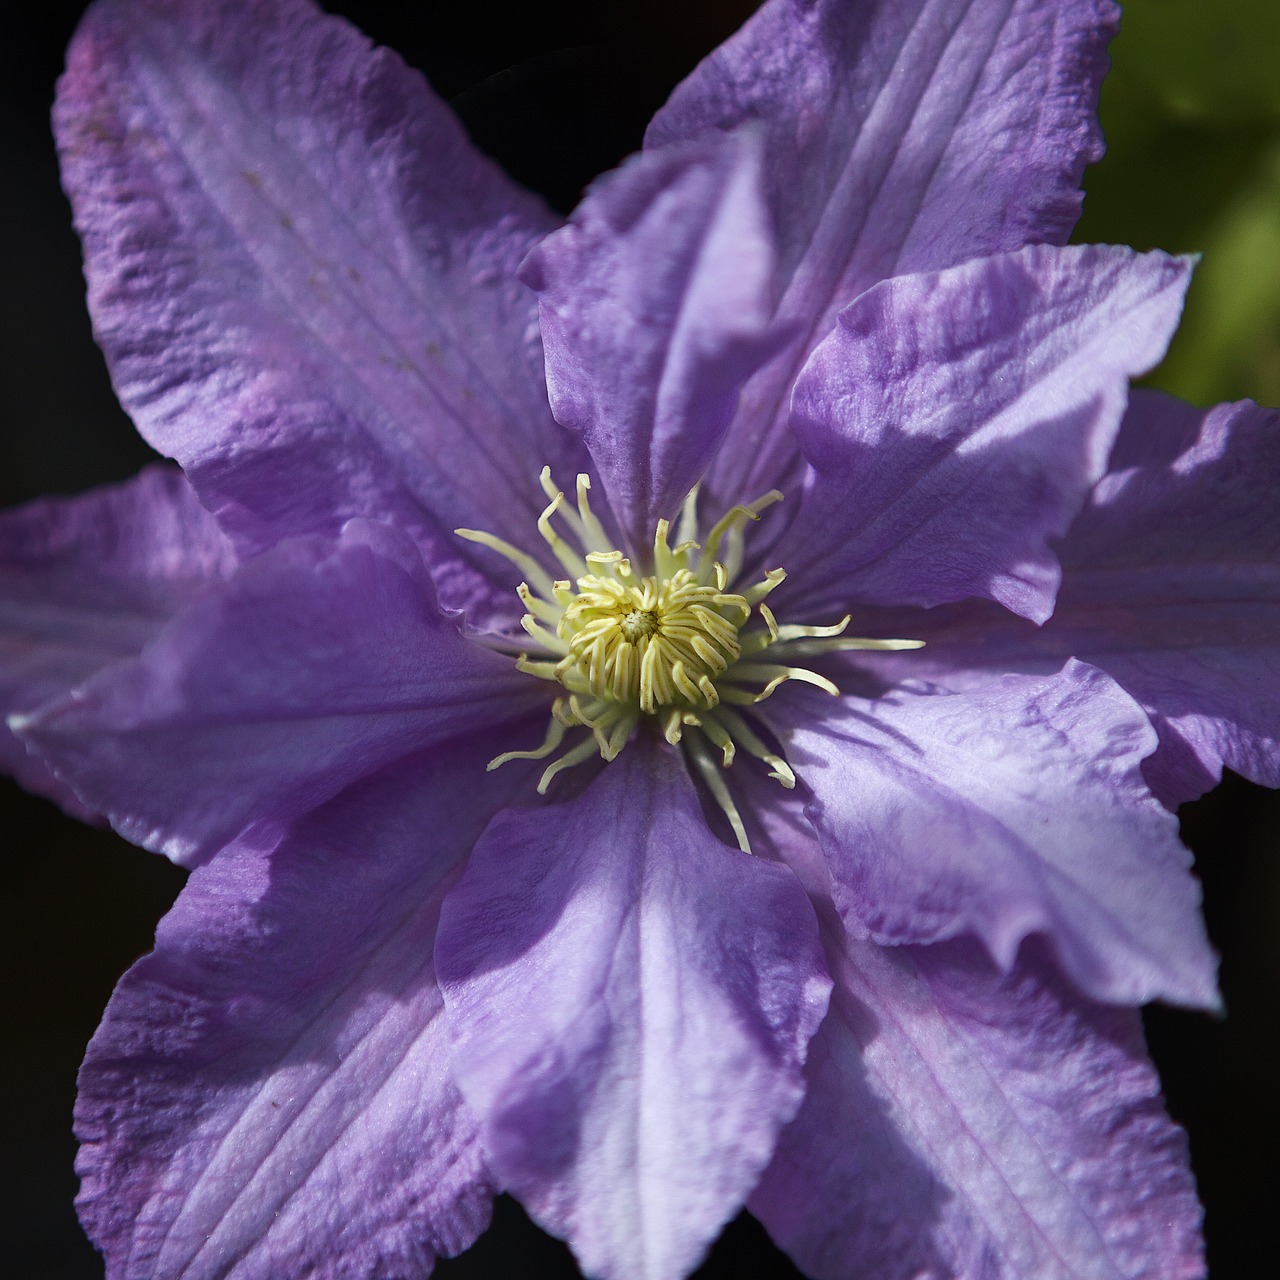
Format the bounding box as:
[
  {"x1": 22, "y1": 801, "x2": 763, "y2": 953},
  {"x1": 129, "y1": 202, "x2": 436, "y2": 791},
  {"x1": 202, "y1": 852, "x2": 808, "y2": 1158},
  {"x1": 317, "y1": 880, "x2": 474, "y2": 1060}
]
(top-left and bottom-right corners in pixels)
[
  {"x1": 15, "y1": 520, "x2": 541, "y2": 865},
  {"x1": 0, "y1": 466, "x2": 234, "y2": 817},
  {"x1": 520, "y1": 130, "x2": 783, "y2": 551},
  {"x1": 75, "y1": 733, "x2": 537, "y2": 1280},
  {"x1": 434, "y1": 739, "x2": 831, "y2": 1280},
  {"x1": 854, "y1": 391, "x2": 1280, "y2": 807},
  {"x1": 753, "y1": 932, "x2": 1205, "y2": 1280},
  {"x1": 1050, "y1": 390, "x2": 1280, "y2": 804},
  {"x1": 787, "y1": 660, "x2": 1218, "y2": 1007},
  {"x1": 56, "y1": 0, "x2": 580, "y2": 615},
  {"x1": 648, "y1": 0, "x2": 1120, "y2": 506},
  {"x1": 775, "y1": 245, "x2": 1191, "y2": 623}
]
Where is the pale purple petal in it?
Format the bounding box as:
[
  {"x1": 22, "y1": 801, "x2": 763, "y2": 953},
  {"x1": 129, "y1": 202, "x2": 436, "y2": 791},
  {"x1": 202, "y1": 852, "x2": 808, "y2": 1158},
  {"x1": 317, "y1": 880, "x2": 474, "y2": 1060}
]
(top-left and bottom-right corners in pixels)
[
  {"x1": 520, "y1": 130, "x2": 783, "y2": 551},
  {"x1": 56, "y1": 0, "x2": 582, "y2": 618},
  {"x1": 0, "y1": 466, "x2": 234, "y2": 816},
  {"x1": 775, "y1": 245, "x2": 1192, "y2": 623},
  {"x1": 16, "y1": 520, "x2": 542, "y2": 865},
  {"x1": 75, "y1": 732, "x2": 543, "y2": 1280},
  {"x1": 753, "y1": 932, "x2": 1205, "y2": 1280},
  {"x1": 786, "y1": 660, "x2": 1217, "y2": 1007},
  {"x1": 435, "y1": 739, "x2": 830, "y2": 1280},
  {"x1": 648, "y1": 0, "x2": 1119, "y2": 506},
  {"x1": 845, "y1": 391, "x2": 1280, "y2": 807},
  {"x1": 1050, "y1": 390, "x2": 1280, "y2": 803}
]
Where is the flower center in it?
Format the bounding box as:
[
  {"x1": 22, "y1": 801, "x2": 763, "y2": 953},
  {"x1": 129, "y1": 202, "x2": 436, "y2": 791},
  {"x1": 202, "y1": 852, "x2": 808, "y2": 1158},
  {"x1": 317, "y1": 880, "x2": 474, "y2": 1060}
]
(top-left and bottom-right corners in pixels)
[
  {"x1": 620, "y1": 609, "x2": 659, "y2": 642},
  {"x1": 457, "y1": 469, "x2": 922, "y2": 851},
  {"x1": 561, "y1": 566, "x2": 745, "y2": 712}
]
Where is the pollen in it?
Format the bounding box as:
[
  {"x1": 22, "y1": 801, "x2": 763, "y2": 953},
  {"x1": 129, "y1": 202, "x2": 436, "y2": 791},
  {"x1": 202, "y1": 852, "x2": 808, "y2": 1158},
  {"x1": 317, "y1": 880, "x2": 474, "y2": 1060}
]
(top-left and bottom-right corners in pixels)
[{"x1": 457, "y1": 469, "x2": 922, "y2": 852}]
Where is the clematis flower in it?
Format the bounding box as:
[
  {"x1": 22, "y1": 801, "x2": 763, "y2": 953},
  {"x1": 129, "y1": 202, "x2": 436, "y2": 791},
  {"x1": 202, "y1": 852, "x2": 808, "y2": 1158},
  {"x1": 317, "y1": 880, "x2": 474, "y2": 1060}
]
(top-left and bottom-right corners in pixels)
[{"x1": 4, "y1": 0, "x2": 1278, "y2": 1277}]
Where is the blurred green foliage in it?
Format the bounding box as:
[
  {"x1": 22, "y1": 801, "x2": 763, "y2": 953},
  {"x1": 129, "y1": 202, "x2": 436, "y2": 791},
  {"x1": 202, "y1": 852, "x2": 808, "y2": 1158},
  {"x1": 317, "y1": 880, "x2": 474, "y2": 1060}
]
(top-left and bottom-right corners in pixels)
[{"x1": 1076, "y1": 0, "x2": 1280, "y2": 405}]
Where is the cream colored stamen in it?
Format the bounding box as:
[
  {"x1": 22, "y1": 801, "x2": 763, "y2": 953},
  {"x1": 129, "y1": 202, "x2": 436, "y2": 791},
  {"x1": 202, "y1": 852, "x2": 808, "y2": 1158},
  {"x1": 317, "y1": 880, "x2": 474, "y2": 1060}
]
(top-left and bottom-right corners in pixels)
[{"x1": 457, "y1": 471, "x2": 922, "y2": 852}]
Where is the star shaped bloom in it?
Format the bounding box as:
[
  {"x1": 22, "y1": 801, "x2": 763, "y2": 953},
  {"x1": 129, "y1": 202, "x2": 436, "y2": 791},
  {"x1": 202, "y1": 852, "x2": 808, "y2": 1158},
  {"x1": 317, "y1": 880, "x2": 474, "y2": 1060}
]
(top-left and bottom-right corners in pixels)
[{"x1": 3, "y1": 0, "x2": 1276, "y2": 1277}]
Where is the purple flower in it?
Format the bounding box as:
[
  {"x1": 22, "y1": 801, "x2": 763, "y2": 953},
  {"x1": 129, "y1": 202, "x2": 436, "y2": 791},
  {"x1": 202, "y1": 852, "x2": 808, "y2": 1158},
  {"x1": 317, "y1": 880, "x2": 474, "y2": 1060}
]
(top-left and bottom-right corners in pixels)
[{"x1": 3, "y1": 0, "x2": 1277, "y2": 1277}]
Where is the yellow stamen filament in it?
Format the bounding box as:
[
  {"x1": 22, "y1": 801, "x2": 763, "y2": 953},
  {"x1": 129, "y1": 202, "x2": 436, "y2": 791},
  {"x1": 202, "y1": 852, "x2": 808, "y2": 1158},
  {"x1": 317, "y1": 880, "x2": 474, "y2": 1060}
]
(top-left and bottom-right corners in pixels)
[
  {"x1": 686, "y1": 734, "x2": 752, "y2": 854},
  {"x1": 456, "y1": 528, "x2": 556, "y2": 597},
  {"x1": 458, "y1": 470, "x2": 921, "y2": 849},
  {"x1": 487, "y1": 715, "x2": 569, "y2": 771}
]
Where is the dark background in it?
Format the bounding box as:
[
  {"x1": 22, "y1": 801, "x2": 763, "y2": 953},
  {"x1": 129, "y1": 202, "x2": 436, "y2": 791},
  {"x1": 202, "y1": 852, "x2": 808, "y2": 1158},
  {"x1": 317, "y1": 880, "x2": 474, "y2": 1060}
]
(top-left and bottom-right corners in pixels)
[{"x1": 2, "y1": 2, "x2": 1278, "y2": 1276}]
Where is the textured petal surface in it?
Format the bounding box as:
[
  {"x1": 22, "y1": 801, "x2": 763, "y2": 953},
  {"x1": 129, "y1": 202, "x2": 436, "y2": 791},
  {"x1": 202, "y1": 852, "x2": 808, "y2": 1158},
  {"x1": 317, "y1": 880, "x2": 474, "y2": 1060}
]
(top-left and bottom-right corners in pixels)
[
  {"x1": 850, "y1": 391, "x2": 1280, "y2": 807},
  {"x1": 521, "y1": 131, "x2": 782, "y2": 551},
  {"x1": 56, "y1": 0, "x2": 580, "y2": 618},
  {"x1": 1052, "y1": 390, "x2": 1280, "y2": 803},
  {"x1": 648, "y1": 0, "x2": 1120, "y2": 506},
  {"x1": 17, "y1": 520, "x2": 541, "y2": 865},
  {"x1": 775, "y1": 244, "x2": 1192, "y2": 624},
  {"x1": 435, "y1": 740, "x2": 830, "y2": 1280},
  {"x1": 786, "y1": 661, "x2": 1217, "y2": 1007},
  {"x1": 753, "y1": 931, "x2": 1205, "y2": 1280},
  {"x1": 0, "y1": 466, "x2": 234, "y2": 816},
  {"x1": 75, "y1": 732, "x2": 540, "y2": 1280}
]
